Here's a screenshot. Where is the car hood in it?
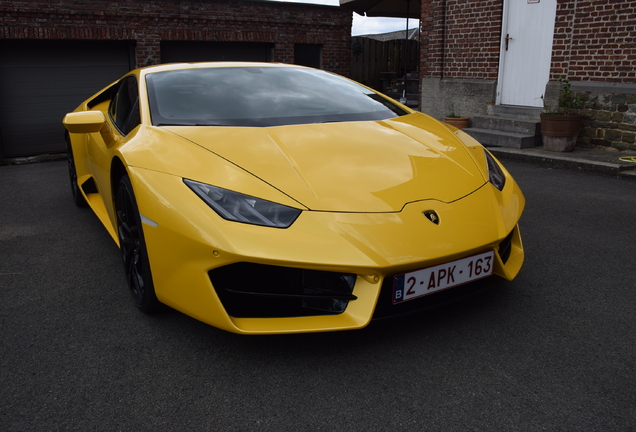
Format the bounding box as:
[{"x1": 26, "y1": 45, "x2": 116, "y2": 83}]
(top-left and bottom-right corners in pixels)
[{"x1": 161, "y1": 114, "x2": 486, "y2": 212}]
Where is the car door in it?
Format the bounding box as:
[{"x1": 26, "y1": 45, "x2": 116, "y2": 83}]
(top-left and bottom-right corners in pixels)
[{"x1": 86, "y1": 75, "x2": 141, "y2": 224}]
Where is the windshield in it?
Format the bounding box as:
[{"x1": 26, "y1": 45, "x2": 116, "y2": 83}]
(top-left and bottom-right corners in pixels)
[{"x1": 145, "y1": 66, "x2": 407, "y2": 127}]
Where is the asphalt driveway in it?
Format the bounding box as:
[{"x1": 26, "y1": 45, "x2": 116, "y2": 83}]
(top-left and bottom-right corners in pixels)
[{"x1": 1, "y1": 160, "x2": 635, "y2": 431}]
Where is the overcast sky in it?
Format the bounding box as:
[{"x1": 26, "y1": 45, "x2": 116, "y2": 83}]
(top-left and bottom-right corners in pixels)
[{"x1": 267, "y1": 0, "x2": 419, "y2": 36}]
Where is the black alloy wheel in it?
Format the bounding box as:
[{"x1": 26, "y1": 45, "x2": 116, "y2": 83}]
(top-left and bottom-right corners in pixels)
[
  {"x1": 66, "y1": 138, "x2": 87, "y2": 208},
  {"x1": 116, "y1": 175, "x2": 161, "y2": 313}
]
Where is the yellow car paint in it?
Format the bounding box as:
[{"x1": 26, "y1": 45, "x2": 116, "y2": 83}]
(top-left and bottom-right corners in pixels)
[
  {"x1": 63, "y1": 62, "x2": 525, "y2": 334},
  {"x1": 161, "y1": 116, "x2": 486, "y2": 212}
]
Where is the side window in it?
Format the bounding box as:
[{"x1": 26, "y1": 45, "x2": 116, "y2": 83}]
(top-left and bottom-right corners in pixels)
[{"x1": 109, "y1": 76, "x2": 140, "y2": 136}]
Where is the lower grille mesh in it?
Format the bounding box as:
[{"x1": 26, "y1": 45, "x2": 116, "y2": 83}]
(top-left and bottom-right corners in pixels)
[{"x1": 209, "y1": 263, "x2": 356, "y2": 318}]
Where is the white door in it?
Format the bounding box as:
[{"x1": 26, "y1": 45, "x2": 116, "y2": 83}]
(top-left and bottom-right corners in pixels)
[{"x1": 496, "y1": 0, "x2": 557, "y2": 107}]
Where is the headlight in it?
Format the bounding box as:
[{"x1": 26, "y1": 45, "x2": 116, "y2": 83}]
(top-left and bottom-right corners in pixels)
[
  {"x1": 484, "y1": 150, "x2": 506, "y2": 191},
  {"x1": 184, "y1": 179, "x2": 301, "y2": 228}
]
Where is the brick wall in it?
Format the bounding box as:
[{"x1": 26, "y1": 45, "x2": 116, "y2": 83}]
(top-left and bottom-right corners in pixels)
[
  {"x1": 552, "y1": 0, "x2": 636, "y2": 150},
  {"x1": 421, "y1": 0, "x2": 635, "y2": 83},
  {"x1": 419, "y1": 0, "x2": 444, "y2": 78},
  {"x1": 0, "y1": 0, "x2": 352, "y2": 75},
  {"x1": 418, "y1": 0, "x2": 636, "y2": 151},
  {"x1": 552, "y1": 0, "x2": 636, "y2": 83},
  {"x1": 419, "y1": 0, "x2": 501, "y2": 79}
]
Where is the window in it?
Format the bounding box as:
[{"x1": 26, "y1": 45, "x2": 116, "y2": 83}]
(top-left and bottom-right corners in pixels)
[
  {"x1": 145, "y1": 66, "x2": 407, "y2": 128},
  {"x1": 294, "y1": 44, "x2": 322, "y2": 69},
  {"x1": 109, "y1": 76, "x2": 140, "y2": 135}
]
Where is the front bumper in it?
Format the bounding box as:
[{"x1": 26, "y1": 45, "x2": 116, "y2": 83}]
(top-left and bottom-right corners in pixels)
[{"x1": 130, "y1": 167, "x2": 524, "y2": 334}]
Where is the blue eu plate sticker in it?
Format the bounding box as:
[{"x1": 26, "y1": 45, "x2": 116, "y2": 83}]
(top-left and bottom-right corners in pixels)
[{"x1": 393, "y1": 274, "x2": 405, "y2": 303}]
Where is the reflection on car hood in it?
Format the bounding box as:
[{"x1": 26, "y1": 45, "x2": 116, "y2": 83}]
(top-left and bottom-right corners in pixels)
[{"x1": 163, "y1": 114, "x2": 486, "y2": 212}]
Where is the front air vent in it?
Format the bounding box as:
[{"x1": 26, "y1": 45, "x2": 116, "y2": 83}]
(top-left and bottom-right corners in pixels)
[
  {"x1": 209, "y1": 263, "x2": 357, "y2": 318},
  {"x1": 498, "y1": 230, "x2": 515, "y2": 264}
]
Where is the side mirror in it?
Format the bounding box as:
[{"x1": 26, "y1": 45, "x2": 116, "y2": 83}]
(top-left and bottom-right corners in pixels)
[{"x1": 63, "y1": 111, "x2": 107, "y2": 134}]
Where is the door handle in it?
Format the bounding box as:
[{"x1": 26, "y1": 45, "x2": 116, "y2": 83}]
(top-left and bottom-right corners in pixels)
[{"x1": 505, "y1": 34, "x2": 513, "y2": 51}]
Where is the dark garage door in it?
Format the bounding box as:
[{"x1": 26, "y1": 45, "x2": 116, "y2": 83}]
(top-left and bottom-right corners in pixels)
[
  {"x1": 161, "y1": 41, "x2": 274, "y2": 63},
  {"x1": 0, "y1": 40, "x2": 133, "y2": 158}
]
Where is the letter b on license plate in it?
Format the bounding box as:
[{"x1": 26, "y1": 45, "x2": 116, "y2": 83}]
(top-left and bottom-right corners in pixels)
[{"x1": 393, "y1": 251, "x2": 494, "y2": 304}]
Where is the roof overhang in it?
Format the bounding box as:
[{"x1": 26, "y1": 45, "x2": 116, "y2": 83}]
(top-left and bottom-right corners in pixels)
[{"x1": 339, "y1": 0, "x2": 421, "y2": 18}]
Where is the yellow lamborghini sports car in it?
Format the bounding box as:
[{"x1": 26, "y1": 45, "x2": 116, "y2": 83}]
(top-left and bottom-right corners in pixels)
[{"x1": 63, "y1": 63, "x2": 524, "y2": 334}]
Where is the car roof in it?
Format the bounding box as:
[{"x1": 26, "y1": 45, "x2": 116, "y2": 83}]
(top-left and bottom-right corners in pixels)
[{"x1": 138, "y1": 62, "x2": 306, "y2": 75}]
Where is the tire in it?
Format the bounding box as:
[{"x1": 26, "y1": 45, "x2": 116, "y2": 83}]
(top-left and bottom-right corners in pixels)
[
  {"x1": 66, "y1": 138, "x2": 88, "y2": 208},
  {"x1": 115, "y1": 175, "x2": 161, "y2": 313}
]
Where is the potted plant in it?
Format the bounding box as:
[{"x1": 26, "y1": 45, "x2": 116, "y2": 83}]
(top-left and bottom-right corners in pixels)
[
  {"x1": 443, "y1": 104, "x2": 470, "y2": 129},
  {"x1": 540, "y1": 77, "x2": 583, "y2": 152}
]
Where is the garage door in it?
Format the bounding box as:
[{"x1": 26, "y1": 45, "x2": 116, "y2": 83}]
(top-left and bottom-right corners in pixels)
[
  {"x1": 0, "y1": 40, "x2": 133, "y2": 158},
  {"x1": 161, "y1": 41, "x2": 274, "y2": 63}
]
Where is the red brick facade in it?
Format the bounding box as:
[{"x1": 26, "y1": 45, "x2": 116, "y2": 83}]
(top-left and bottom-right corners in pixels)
[
  {"x1": 418, "y1": 0, "x2": 635, "y2": 150},
  {"x1": 552, "y1": 0, "x2": 636, "y2": 82},
  {"x1": 420, "y1": 0, "x2": 636, "y2": 84},
  {"x1": 0, "y1": 0, "x2": 352, "y2": 75},
  {"x1": 420, "y1": 0, "x2": 501, "y2": 80}
]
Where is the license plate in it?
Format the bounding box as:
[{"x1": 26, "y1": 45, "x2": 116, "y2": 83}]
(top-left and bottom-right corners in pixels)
[{"x1": 393, "y1": 251, "x2": 494, "y2": 304}]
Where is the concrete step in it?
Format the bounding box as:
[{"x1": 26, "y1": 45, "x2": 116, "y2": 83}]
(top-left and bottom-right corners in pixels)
[
  {"x1": 489, "y1": 147, "x2": 636, "y2": 178},
  {"x1": 384, "y1": 90, "x2": 419, "y2": 107},
  {"x1": 464, "y1": 127, "x2": 541, "y2": 149},
  {"x1": 406, "y1": 100, "x2": 418, "y2": 108},
  {"x1": 386, "y1": 96, "x2": 419, "y2": 104},
  {"x1": 487, "y1": 105, "x2": 543, "y2": 120},
  {"x1": 472, "y1": 115, "x2": 541, "y2": 136},
  {"x1": 384, "y1": 88, "x2": 419, "y2": 97},
  {"x1": 384, "y1": 90, "x2": 418, "y2": 97}
]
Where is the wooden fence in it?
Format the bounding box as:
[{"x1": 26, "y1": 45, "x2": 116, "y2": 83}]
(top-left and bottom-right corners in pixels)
[{"x1": 350, "y1": 36, "x2": 419, "y2": 92}]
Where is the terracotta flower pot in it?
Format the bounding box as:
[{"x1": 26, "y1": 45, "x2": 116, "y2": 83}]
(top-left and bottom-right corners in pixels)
[
  {"x1": 540, "y1": 113, "x2": 582, "y2": 152},
  {"x1": 443, "y1": 116, "x2": 470, "y2": 129}
]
